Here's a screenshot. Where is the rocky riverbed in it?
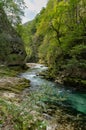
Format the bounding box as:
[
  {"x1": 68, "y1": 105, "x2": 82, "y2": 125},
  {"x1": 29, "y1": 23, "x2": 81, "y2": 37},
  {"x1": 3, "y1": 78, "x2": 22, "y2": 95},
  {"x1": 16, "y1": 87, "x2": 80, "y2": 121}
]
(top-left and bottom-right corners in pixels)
[{"x1": 0, "y1": 64, "x2": 86, "y2": 130}]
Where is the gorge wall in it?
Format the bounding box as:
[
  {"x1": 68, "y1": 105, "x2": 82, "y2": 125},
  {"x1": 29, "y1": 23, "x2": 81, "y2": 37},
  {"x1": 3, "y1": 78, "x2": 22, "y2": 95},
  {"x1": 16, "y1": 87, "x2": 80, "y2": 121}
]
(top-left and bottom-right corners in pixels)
[{"x1": 0, "y1": 7, "x2": 26, "y2": 66}]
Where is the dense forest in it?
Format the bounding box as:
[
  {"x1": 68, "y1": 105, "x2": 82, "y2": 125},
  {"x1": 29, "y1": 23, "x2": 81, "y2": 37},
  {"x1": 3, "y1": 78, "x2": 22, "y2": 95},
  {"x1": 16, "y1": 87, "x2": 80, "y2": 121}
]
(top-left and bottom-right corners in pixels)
[
  {"x1": 19, "y1": 0, "x2": 86, "y2": 89},
  {"x1": 0, "y1": 0, "x2": 86, "y2": 130},
  {"x1": 0, "y1": 0, "x2": 26, "y2": 66}
]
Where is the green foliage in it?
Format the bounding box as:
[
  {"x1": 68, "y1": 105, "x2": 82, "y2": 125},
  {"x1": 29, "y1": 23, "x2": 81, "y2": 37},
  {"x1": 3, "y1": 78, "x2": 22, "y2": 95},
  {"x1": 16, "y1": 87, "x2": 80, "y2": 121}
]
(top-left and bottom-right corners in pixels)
[
  {"x1": 0, "y1": 66, "x2": 18, "y2": 77},
  {"x1": 19, "y1": 0, "x2": 86, "y2": 86},
  {"x1": 0, "y1": 33, "x2": 11, "y2": 61},
  {"x1": 19, "y1": 12, "x2": 45, "y2": 62},
  {"x1": 0, "y1": 83, "x2": 66, "y2": 129},
  {"x1": 0, "y1": 86, "x2": 54, "y2": 129},
  {"x1": 70, "y1": 44, "x2": 86, "y2": 58},
  {"x1": 0, "y1": 0, "x2": 25, "y2": 26}
]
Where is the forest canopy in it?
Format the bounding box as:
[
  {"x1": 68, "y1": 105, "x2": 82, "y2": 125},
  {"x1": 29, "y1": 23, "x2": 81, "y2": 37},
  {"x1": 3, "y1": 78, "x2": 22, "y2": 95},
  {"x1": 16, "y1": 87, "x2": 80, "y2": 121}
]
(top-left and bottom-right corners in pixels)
[{"x1": 20, "y1": 0, "x2": 86, "y2": 88}]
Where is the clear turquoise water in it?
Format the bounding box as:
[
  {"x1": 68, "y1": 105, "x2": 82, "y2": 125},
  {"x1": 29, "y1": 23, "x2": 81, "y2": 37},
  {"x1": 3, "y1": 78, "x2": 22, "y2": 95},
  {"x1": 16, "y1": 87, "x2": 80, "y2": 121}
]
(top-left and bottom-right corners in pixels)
[
  {"x1": 21, "y1": 64, "x2": 86, "y2": 114},
  {"x1": 67, "y1": 93, "x2": 86, "y2": 114}
]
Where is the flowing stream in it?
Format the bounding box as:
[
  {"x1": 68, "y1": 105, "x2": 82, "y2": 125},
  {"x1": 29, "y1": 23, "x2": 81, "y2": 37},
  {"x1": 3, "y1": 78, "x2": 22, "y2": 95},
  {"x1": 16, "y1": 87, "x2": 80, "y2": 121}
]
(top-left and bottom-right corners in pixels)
[{"x1": 20, "y1": 63, "x2": 86, "y2": 115}]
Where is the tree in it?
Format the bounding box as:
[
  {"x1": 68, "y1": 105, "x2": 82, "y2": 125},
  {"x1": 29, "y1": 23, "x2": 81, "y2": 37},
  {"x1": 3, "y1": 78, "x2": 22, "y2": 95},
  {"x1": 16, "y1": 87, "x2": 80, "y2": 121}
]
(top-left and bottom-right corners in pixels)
[
  {"x1": 0, "y1": 0, "x2": 25, "y2": 26},
  {"x1": 19, "y1": 0, "x2": 86, "y2": 87}
]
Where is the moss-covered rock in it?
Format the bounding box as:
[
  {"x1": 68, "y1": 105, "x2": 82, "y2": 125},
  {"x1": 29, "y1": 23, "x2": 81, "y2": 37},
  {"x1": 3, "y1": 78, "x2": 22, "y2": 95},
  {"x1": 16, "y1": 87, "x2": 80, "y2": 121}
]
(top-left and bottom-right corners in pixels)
[
  {"x1": 0, "y1": 77, "x2": 30, "y2": 93},
  {"x1": 0, "y1": 65, "x2": 30, "y2": 93}
]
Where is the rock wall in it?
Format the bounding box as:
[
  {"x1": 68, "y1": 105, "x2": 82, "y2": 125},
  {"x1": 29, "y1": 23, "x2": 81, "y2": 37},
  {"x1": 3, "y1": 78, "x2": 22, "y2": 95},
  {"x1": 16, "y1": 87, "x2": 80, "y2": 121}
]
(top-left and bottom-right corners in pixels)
[{"x1": 0, "y1": 7, "x2": 26, "y2": 66}]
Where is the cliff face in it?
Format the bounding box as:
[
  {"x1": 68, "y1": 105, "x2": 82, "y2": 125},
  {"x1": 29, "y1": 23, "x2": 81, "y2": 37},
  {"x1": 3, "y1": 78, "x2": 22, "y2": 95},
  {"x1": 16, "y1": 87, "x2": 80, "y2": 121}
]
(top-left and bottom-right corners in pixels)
[{"x1": 0, "y1": 7, "x2": 26, "y2": 66}]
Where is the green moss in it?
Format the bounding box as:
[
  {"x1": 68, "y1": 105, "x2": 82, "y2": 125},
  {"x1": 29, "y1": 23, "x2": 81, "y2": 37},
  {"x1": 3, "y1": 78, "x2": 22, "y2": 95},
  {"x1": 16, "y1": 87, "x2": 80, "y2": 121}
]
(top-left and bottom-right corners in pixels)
[
  {"x1": 0, "y1": 77, "x2": 30, "y2": 93},
  {"x1": 0, "y1": 65, "x2": 27, "y2": 77},
  {"x1": 14, "y1": 78, "x2": 30, "y2": 93},
  {"x1": 0, "y1": 66, "x2": 19, "y2": 77},
  {"x1": 0, "y1": 66, "x2": 30, "y2": 93}
]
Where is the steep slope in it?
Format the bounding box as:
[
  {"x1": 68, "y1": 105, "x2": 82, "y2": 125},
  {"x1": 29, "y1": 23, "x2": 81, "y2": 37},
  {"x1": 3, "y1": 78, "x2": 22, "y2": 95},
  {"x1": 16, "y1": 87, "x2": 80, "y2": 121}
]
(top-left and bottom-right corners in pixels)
[
  {"x1": 20, "y1": 0, "x2": 86, "y2": 89},
  {"x1": 20, "y1": 8, "x2": 46, "y2": 62},
  {"x1": 0, "y1": 7, "x2": 26, "y2": 66}
]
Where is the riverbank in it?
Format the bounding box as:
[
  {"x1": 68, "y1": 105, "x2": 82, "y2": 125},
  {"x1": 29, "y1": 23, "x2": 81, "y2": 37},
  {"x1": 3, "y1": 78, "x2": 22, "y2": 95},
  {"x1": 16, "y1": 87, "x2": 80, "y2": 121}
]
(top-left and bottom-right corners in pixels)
[
  {"x1": 39, "y1": 68, "x2": 86, "y2": 92},
  {"x1": 0, "y1": 64, "x2": 86, "y2": 130},
  {"x1": 20, "y1": 63, "x2": 86, "y2": 130},
  {"x1": 0, "y1": 65, "x2": 30, "y2": 93},
  {"x1": 0, "y1": 65, "x2": 30, "y2": 104},
  {"x1": 0, "y1": 65, "x2": 30, "y2": 129}
]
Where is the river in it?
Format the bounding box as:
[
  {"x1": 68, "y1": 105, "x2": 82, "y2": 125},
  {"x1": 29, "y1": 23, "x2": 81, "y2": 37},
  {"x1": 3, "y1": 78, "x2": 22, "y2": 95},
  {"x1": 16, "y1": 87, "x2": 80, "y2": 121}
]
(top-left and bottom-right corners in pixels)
[{"x1": 20, "y1": 63, "x2": 86, "y2": 115}]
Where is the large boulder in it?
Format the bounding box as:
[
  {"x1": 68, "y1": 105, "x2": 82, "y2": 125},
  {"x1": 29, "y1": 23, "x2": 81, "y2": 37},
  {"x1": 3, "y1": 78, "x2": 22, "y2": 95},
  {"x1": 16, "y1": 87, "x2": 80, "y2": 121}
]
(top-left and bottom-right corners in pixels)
[{"x1": 0, "y1": 7, "x2": 26, "y2": 66}]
